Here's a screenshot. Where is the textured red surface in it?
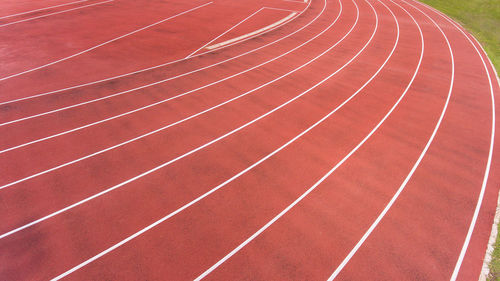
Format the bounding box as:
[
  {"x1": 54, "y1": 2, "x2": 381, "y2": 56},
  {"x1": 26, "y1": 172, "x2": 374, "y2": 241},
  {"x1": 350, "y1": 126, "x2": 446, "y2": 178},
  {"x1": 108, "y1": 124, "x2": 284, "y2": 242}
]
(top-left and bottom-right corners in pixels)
[{"x1": 0, "y1": 0, "x2": 498, "y2": 280}]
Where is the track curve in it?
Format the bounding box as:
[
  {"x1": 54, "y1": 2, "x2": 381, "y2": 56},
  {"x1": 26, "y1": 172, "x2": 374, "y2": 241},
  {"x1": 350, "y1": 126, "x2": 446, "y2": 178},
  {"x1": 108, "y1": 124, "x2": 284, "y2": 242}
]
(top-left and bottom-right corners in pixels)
[{"x1": 0, "y1": 0, "x2": 498, "y2": 280}]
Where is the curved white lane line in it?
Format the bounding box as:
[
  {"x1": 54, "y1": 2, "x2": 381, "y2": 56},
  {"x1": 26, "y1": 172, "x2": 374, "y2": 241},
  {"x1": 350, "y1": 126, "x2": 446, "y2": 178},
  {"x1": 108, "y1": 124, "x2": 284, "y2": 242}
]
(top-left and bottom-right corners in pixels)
[
  {"x1": 0, "y1": 0, "x2": 312, "y2": 106},
  {"x1": 48, "y1": 0, "x2": 368, "y2": 278},
  {"x1": 0, "y1": 2, "x2": 213, "y2": 82},
  {"x1": 0, "y1": 0, "x2": 114, "y2": 28},
  {"x1": 195, "y1": 1, "x2": 419, "y2": 279},
  {"x1": 0, "y1": 0, "x2": 335, "y2": 188},
  {"x1": 0, "y1": 0, "x2": 89, "y2": 20},
  {"x1": 409, "y1": 1, "x2": 497, "y2": 280},
  {"x1": 328, "y1": 0, "x2": 453, "y2": 279},
  {"x1": 0, "y1": 0, "x2": 359, "y2": 238}
]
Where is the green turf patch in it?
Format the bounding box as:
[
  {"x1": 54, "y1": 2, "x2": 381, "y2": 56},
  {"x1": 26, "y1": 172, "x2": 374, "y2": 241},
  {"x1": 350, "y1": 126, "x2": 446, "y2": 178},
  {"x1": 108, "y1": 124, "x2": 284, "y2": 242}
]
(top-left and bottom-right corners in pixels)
[
  {"x1": 489, "y1": 232, "x2": 500, "y2": 280},
  {"x1": 416, "y1": 0, "x2": 499, "y2": 280}
]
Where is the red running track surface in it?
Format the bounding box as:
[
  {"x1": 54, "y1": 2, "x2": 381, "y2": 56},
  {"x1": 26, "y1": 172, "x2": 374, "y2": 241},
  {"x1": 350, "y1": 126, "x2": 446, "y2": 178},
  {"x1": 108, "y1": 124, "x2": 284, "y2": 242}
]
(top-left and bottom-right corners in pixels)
[{"x1": 0, "y1": 0, "x2": 498, "y2": 280}]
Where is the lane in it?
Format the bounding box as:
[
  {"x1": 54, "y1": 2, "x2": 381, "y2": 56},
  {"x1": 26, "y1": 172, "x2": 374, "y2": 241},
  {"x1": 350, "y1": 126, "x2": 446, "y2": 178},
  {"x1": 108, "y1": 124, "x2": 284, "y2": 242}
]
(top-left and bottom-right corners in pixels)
[
  {"x1": 0, "y1": 0, "x2": 114, "y2": 28},
  {"x1": 192, "y1": 0, "x2": 430, "y2": 279},
  {"x1": 0, "y1": 1, "x2": 213, "y2": 81},
  {"x1": 0, "y1": 1, "x2": 316, "y2": 131},
  {"x1": 327, "y1": 0, "x2": 499, "y2": 280},
  {"x1": 48, "y1": 0, "x2": 421, "y2": 279},
  {"x1": 0, "y1": 0, "x2": 393, "y2": 278},
  {"x1": 410, "y1": 3, "x2": 499, "y2": 280},
  {"x1": 179, "y1": 0, "x2": 479, "y2": 279},
  {"x1": 0, "y1": 0, "x2": 321, "y2": 150},
  {"x1": 0, "y1": 0, "x2": 497, "y2": 279},
  {"x1": 0, "y1": 0, "x2": 309, "y2": 102},
  {"x1": 327, "y1": 0, "x2": 455, "y2": 279},
  {"x1": 0, "y1": 0, "x2": 87, "y2": 18},
  {"x1": 0, "y1": 0, "x2": 89, "y2": 19},
  {"x1": 0, "y1": 0, "x2": 343, "y2": 191},
  {"x1": 2, "y1": 0, "x2": 341, "y2": 191},
  {"x1": 0, "y1": 0, "x2": 359, "y2": 236}
]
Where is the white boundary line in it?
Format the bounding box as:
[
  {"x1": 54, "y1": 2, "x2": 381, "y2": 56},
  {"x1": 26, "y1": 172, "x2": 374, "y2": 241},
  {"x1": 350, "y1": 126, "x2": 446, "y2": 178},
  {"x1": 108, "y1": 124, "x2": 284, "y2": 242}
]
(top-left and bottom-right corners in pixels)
[
  {"x1": 407, "y1": 1, "x2": 498, "y2": 280},
  {"x1": 0, "y1": 0, "x2": 311, "y2": 106},
  {"x1": 328, "y1": 0, "x2": 453, "y2": 279},
  {"x1": 205, "y1": 12, "x2": 297, "y2": 50},
  {"x1": 284, "y1": 0, "x2": 307, "y2": 3},
  {"x1": 0, "y1": 0, "x2": 89, "y2": 20},
  {"x1": 0, "y1": 0, "x2": 334, "y2": 189},
  {"x1": 264, "y1": 6, "x2": 300, "y2": 13},
  {"x1": 185, "y1": 8, "x2": 266, "y2": 58},
  {"x1": 0, "y1": 0, "x2": 316, "y2": 151},
  {"x1": 48, "y1": 0, "x2": 370, "y2": 278},
  {"x1": 0, "y1": 0, "x2": 114, "y2": 28},
  {"x1": 0, "y1": 2, "x2": 213, "y2": 82},
  {"x1": 0, "y1": 0, "x2": 354, "y2": 242},
  {"x1": 195, "y1": 0, "x2": 420, "y2": 279}
]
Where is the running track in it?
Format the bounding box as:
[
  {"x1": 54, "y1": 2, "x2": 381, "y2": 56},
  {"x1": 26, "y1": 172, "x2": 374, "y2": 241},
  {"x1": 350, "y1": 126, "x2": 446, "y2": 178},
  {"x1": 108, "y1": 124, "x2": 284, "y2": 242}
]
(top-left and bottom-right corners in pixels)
[{"x1": 0, "y1": 0, "x2": 499, "y2": 280}]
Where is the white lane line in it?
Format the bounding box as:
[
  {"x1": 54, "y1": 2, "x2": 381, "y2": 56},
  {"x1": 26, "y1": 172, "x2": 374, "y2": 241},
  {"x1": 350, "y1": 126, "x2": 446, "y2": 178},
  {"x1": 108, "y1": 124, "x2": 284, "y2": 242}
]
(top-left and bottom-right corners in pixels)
[
  {"x1": 0, "y1": 0, "x2": 315, "y2": 152},
  {"x1": 0, "y1": 0, "x2": 89, "y2": 20},
  {"x1": 0, "y1": 0, "x2": 335, "y2": 190},
  {"x1": 195, "y1": 0, "x2": 415, "y2": 279},
  {"x1": 264, "y1": 7, "x2": 300, "y2": 13},
  {"x1": 48, "y1": 0, "x2": 363, "y2": 278},
  {"x1": 0, "y1": 0, "x2": 114, "y2": 28},
  {"x1": 205, "y1": 12, "x2": 297, "y2": 50},
  {"x1": 185, "y1": 8, "x2": 266, "y2": 58},
  {"x1": 328, "y1": 0, "x2": 452, "y2": 279},
  {"x1": 0, "y1": 2, "x2": 213, "y2": 82},
  {"x1": 0, "y1": 0, "x2": 351, "y2": 241},
  {"x1": 410, "y1": 2, "x2": 497, "y2": 280}
]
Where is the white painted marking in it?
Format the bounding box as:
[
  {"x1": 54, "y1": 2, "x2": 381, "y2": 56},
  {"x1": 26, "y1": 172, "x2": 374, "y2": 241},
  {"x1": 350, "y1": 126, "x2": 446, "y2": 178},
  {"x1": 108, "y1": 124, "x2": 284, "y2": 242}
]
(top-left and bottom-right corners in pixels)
[
  {"x1": 0, "y1": 0, "x2": 89, "y2": 20},
  {"x1": 0, "y1": 0, "x2": 114, "y2": 28},
  {"x1": 0, "y1": 2, "x2": 213, "y2": 82},
  {"x1": 284, "y1": 0, "x2": 306, "y2": 3},
  {"x1": 195, "y1": 1, "x2": 418, "y2": 279},
  {"x1": 205, "y1": 12, "x2": 297, "y2": 50},
  {"x1": 0, "y1": 0, "x2": 343, "y2": 238},
  {"x1": 328, "y1": 0, "x2": 453, "y2": 279},
  {"x1": 0, "y1": 0, "x2": 315, "y2": 152},
  {"x1": 186, "y1": 8, "x2": 266, "y2": 58},
  {"x1": 263, "y1": 6, "x2": 300, "y2": 13}
]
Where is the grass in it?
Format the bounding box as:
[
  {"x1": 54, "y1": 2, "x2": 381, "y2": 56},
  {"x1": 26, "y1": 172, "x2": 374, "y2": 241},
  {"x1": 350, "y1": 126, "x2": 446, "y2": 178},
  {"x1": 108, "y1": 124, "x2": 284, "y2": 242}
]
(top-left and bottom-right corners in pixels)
[
  {"x1": 415, "y1": 0, "x2": 500, "y2": 280},
  {"x1": 490, "y1": 232, "x2": 500, "y2": 280},
  {"x1": 418, "y1": 0, "x2": 499, "y2": 71}
]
